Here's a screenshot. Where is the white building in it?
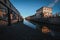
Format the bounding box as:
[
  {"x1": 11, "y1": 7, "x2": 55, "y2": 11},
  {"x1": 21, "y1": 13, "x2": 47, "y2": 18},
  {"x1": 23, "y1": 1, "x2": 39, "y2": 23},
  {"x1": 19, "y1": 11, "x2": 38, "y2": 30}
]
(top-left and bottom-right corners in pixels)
[{"x1": 36, "y1": 6, "x2": 52, "y2": 18}]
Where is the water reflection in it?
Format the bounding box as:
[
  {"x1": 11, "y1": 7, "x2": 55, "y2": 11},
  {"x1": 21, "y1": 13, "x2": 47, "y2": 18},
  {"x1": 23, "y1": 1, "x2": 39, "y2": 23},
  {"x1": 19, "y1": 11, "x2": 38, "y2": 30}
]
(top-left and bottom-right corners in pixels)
[
  {"x1": 42, "y1": 26, "x2": 55, "y2": 36},
  {"x1": 23, "y1": 19, "x2": 36, "y2": 29},
  {"x1": 24, "y1": 19, "x2": 55, "y2": 31},
  {"x1": 41, "y1": 26, "x2": 51, "y2": 33},
  {"x1": 24, "y1": 20, "x2": 60, "y2": 39},
  {"x1": 29, "y1": 20, "x2": 55, "y2": 36},
  {"x1": 24, "y1": 19, "x2": 60, "y2": 37}
]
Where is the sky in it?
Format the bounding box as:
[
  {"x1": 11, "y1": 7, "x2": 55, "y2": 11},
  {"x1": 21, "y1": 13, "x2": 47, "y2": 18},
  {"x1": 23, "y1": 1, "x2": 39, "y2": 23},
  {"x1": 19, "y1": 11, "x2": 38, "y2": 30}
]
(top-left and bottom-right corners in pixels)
[{"x1": 10, "y1": 0, "x2": 60, "y2": 18}]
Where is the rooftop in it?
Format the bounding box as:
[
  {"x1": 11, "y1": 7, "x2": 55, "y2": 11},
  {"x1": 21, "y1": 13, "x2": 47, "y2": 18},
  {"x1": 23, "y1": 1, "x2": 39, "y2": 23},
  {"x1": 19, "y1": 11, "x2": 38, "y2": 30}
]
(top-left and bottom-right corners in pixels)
[{"x1": 36, "y1": 6, "x2": 52, "y2": 12}]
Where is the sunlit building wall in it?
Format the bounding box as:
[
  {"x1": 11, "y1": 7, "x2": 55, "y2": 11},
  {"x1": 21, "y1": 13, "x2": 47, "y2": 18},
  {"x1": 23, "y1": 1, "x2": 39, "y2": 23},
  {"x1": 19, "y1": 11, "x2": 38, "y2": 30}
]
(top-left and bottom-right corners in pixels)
[{"x1": 36, "y1": 6, "x2": 52, "y2": 18}]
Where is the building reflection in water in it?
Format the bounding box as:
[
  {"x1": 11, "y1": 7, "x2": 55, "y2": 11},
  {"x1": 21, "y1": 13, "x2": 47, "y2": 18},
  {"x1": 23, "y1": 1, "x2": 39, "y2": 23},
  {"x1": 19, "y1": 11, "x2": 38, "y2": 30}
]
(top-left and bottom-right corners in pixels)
[
  {"x1": 42, "y1": 26, "x2": 51, "y2": 33},
  {"x1": 41, "y1": 26, "x2": 55, "y2": 37},
  {"x1": 25, "y1": 20, "x2": 55, "y2": 37}
]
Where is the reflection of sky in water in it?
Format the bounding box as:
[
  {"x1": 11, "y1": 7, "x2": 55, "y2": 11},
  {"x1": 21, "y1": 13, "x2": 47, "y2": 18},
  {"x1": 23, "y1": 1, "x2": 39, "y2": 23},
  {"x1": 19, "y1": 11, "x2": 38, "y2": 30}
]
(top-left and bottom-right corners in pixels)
[{"x1": 23, "y1": 19, "x2": 36, "y2": 29}]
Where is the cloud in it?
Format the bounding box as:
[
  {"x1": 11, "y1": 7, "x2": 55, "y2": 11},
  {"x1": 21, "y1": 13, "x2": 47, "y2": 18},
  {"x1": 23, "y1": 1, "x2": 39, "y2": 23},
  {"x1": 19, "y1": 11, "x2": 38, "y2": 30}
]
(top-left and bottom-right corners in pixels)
[{"x1": 48, "y1": 0, "x2": 59, "y2": 7}]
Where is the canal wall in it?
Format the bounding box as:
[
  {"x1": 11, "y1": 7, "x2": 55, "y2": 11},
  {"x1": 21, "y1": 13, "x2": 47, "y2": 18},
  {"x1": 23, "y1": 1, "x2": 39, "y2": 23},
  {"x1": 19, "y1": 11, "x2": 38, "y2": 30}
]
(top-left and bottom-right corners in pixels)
[{"x1": 30, "y1": 17, "x2": 60, "y2": 25}]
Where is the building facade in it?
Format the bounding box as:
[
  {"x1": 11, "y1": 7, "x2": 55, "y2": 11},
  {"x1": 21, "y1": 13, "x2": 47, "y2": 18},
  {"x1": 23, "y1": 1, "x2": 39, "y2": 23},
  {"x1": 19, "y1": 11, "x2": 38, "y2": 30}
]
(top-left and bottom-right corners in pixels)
[
  {"x1": 0, "y1": 0, "x2": 23, "y2": 25},
  {"x1": 36, "y1": 6, "x2": 52, "y2": 18}
]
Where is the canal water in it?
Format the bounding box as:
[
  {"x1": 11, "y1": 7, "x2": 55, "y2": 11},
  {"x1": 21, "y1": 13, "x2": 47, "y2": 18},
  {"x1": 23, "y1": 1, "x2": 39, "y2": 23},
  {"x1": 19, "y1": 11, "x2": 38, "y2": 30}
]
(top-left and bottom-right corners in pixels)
[
  {"x1": 23, "y1": 19, "x2": 60, "y2": 37},
  {"x1": 23, "y1": 19, "x2": 36, "y2": 29}
]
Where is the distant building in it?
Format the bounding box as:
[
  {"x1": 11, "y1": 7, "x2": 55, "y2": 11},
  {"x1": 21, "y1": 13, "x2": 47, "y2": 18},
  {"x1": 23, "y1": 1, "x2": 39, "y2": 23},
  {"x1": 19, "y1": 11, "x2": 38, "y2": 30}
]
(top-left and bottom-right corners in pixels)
[{"x1": 36, "y1": 6, "x2": 52, "y2": 18}]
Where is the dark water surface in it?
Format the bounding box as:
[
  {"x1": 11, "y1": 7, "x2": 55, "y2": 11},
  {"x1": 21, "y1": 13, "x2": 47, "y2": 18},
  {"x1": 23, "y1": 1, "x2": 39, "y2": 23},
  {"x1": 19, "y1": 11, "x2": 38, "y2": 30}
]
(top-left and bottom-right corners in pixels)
[{"x1": 24, "y1": 19, "x2": 60, "y2": 39}]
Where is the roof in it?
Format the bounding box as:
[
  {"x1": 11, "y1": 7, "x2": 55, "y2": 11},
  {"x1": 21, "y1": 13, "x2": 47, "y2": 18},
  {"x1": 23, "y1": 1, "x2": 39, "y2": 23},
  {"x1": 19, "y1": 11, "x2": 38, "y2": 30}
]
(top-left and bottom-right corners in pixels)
[{"x1": 36, "y1": 6, "x2": 52, "y2": 12}]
